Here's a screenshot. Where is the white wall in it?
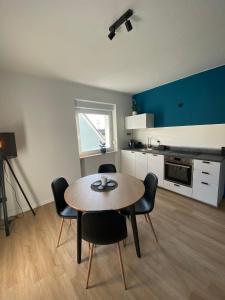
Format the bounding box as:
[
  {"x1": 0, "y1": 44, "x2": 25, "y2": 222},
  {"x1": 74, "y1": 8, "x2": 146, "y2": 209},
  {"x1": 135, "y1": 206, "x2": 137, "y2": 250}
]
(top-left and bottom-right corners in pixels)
[
  {"x1": 133, "y1": 124, "x2": 225, "y2": 149},
  {"x1": 80, "y1": 152, "x2": 117, "y2": 176},
  {"x1": 0, "y1": 71, "x2": 131, "y2": 216}
]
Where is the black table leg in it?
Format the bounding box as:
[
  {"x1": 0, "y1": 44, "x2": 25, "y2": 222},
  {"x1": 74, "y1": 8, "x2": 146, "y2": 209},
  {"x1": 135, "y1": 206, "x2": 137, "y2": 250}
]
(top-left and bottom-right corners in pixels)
[
  {"x1": 77, "y1": 211, "x2": 82, "y2": 264},
  {"x1": 130, "y1": 205, "x2": 141, "y2": 258}
]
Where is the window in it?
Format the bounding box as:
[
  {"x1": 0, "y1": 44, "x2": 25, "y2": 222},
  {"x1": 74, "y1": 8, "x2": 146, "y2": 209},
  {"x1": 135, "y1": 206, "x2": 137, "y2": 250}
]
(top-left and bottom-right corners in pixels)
[{"x1": 75, "y1": 100, "x2": 116, "y2": 157}]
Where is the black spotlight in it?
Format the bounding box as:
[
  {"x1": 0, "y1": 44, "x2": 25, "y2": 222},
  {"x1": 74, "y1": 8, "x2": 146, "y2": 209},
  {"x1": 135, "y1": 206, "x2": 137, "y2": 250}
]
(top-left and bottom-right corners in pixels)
[
  {"x1": 125, "y1": 19, "x2": 132, "y2": 32},
  {"x1": 108, "y1": 9, "x2": 133, "y2": 40},
  {"x1": 108, "y1": 30, "x2": 116, "y2": 40}
]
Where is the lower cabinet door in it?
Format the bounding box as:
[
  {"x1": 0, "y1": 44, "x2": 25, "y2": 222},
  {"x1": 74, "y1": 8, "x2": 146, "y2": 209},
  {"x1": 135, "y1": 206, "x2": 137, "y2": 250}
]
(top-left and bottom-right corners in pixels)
[
  {"x1": 192, "y1": 180, "x2": 219, "y2": 206},
  {"x1": 135, "y1": 152, "x2": 148, "y2": 180},
  {"x1": 148, "y1": 154, "x2": 164, "y2": 186},
  {"x1": 121, "y1": 150, "x2": 135, "y2": 176}
]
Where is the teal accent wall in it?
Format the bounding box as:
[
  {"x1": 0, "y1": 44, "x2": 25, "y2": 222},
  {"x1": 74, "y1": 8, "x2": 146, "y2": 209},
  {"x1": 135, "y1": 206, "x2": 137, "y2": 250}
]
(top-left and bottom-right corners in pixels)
[{"x1": 133, "y1": 65, "x2": 225, "y2": 127}]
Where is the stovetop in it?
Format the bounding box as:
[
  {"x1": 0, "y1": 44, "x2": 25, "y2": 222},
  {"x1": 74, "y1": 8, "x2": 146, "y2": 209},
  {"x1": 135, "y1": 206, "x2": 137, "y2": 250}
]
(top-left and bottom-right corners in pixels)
[{"x1": 166, "y1": 150, "x2": 200, "y2": 157}]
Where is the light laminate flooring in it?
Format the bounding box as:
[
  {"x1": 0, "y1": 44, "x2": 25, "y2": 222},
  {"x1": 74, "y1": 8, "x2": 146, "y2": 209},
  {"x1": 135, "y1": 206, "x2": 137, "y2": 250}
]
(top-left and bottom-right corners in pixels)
[{"x1": 1, "y1": 188, "x2": 225, "y2": 300}]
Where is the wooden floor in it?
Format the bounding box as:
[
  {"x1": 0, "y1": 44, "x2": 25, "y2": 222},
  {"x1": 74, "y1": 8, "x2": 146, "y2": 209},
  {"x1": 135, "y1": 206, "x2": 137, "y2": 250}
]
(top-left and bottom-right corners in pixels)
[{"x1": 1, "y1": 188, "x2": 225, "y2": 300}]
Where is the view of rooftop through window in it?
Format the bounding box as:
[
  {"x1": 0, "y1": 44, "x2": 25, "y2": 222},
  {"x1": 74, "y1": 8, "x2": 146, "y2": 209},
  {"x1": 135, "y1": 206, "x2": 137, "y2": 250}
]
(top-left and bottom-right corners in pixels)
[{"x1": 77, "y1": 112, "x2": 111, "y2": 154}]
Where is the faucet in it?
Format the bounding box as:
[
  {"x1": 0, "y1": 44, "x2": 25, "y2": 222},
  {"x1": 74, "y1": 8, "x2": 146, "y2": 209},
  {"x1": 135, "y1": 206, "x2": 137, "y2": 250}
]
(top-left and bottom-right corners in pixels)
[{"x1": 147, "y1": 137, "x2": 152, "y2": 149}]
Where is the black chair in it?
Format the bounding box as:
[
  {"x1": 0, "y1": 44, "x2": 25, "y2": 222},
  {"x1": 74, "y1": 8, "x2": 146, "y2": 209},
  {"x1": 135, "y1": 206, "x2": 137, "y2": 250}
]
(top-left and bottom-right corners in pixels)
[
  {"x1": 82, "y1": 210, "x2": 127, "y2": 289},
  {"x1": 51, "y1": 177, "x2": 77, "y2": 247},
  {"x1": 122, "y1": 173, "x2": 158, "y2": 242},
  {"x1": 98, "y1": 164, "x2": 117, "y2": 173}
]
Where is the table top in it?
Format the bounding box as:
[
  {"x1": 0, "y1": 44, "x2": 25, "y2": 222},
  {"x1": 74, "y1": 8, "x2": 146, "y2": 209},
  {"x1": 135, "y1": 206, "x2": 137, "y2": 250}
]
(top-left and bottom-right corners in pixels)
[{"x1": 64, "y1": 173, "x2": 145, "y2": 212}]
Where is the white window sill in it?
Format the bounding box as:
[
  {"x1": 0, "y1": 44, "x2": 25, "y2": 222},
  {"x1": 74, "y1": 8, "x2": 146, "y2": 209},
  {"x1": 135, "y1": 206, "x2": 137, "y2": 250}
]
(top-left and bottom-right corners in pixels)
[{"x1": 80, "y1": 150, "x2": 117, "y2": 159}]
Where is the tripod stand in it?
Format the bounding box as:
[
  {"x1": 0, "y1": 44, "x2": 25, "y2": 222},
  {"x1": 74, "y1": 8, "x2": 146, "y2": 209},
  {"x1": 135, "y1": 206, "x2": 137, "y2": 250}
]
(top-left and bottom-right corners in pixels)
[{"x1": 0, "y1": 157, "x2": 35, "y2": 236}]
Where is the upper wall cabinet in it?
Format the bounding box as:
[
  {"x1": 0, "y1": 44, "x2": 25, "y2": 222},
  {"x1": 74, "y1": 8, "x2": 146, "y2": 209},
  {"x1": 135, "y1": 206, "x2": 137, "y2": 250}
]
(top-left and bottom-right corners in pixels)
[{"x1": 125, "y1": 113, "x2": 154, "y2": 130}]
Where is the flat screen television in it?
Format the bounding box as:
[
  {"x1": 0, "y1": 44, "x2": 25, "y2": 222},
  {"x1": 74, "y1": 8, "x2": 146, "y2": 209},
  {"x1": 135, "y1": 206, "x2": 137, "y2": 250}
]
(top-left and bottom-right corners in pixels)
[{"x1": 0, "y1": 133, "x2": 17, "y2": 159}]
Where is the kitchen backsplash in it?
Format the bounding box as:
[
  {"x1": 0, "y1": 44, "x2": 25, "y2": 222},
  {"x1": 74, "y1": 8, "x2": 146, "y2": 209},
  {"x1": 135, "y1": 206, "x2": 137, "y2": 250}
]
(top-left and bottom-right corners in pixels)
[{"x1": 133, "y1": 123, "x2": 225, "y2": 149}]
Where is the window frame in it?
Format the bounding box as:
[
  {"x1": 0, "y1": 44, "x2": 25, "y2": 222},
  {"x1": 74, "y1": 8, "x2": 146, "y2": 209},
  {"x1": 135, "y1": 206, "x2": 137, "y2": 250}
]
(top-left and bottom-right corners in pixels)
[{"x1": 75, "y1": 107, "x2": 115, "y2": 157}]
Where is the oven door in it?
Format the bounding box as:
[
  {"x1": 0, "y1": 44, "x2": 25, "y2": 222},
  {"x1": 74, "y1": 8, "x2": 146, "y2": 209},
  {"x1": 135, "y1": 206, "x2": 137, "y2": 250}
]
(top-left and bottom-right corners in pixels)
[{"x1": 164, "y1": 161, "x2": 192, "y2": 187}]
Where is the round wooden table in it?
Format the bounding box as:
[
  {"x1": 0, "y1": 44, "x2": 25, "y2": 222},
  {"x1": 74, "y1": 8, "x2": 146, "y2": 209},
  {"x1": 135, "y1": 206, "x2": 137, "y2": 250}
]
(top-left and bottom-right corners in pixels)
[{"x1": 65, "y1": 173, "x2": 145, "y2": 263}]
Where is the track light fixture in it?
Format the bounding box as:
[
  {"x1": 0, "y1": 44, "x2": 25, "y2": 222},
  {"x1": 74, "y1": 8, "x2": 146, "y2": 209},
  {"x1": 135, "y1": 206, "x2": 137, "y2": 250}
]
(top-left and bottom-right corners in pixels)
[
  {"x1": 108, "y1": 9, "x2": 133, "y2": 40},
  {"x1": 108, "y1": 29, "x2": 116, "y2": 40},
  {"x1": 125, "y1": 19, "x2": 132, "y2": 32}
]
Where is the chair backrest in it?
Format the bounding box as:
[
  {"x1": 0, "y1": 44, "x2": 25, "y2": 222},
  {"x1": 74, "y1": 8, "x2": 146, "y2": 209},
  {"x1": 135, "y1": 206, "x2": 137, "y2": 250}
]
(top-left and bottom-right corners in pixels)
[
  {"x1": 144, "y1": 173, "x2": 158, "y2": 209},
  {"x1": 51, "y1": 177, "x2": 69, "y2": 215},
  {"x1": 82, "y1": 210, "x2": 127, "y2": 245},
  {"x1": 98, "y1": 164, "x2": 117, "y2": 173}
]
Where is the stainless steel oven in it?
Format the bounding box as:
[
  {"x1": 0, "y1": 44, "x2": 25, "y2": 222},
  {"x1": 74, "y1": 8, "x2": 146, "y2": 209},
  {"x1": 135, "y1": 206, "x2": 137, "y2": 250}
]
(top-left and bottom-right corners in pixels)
[{"x1": 164, "y1": 155, "x2": 193, "y2": 187}]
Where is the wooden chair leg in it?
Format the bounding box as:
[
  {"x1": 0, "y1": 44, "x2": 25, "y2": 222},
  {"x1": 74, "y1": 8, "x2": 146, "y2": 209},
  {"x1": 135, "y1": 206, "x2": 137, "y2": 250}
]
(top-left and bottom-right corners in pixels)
[
  {"x1": 123, "y1": 239, "x2": 126, "y2": 248},
  {"x1": 67, "y1": 219, "x2": 72, "y2": 232},
  {"x1": 117, "y1": 242, "x2": 127, "y2": 290},
  {"x1": 86, "y1": 243, "x2": 94, "y2": 289},
  {"x1": 56, "y1": 218, "x2": 64, "y2": 248},
  {"x1": 146, "y1": 214, "x2": 158, "y2": 242},
  {"x1": 144, "y1": 214, "x2": 148, "y2": 223}
]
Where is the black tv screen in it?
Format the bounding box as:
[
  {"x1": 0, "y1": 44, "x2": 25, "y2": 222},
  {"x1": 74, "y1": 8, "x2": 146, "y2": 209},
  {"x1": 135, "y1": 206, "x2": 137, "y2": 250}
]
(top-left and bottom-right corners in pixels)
[{"x1": 0, "y1": 133, "x2": 17, "y2": 158}]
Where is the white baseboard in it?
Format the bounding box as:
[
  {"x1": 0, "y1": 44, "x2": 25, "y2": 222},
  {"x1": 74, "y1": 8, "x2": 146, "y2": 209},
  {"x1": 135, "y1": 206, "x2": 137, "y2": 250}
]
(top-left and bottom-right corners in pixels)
[{"x1": 5, "y1": 198, "x2": 54, "y2": 218}]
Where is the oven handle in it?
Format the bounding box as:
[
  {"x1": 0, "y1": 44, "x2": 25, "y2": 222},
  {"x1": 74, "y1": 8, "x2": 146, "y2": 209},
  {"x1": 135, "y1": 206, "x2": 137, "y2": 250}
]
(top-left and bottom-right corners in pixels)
[{"x1": 165, "y1": 162, "x2": 192, "y2": 169}]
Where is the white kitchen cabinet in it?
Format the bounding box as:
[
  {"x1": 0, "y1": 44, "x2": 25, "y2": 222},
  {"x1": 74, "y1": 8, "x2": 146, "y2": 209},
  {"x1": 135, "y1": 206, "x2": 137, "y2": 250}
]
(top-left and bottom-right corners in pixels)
[
  {"x1": 163, "y1": 180, "x2": 193, "y2": 198},
  {"x1": 121, "y1": 150, "x2": 135, "y2": 176},
  {"x1": 121, "y1": 150, "x2": 225, "y2": 208},
  {"x1": 192, "y1": 179, "x2": 219, "y2": 206},
  {"x1": 192, "y1": 159, "x2": 225, "y2": 207},
  {"x1": 194, "y1": 160, "x2": 220, "y2": 178},
  {"x1": 125, "y1": 113, "x2": 154, "y2": 130},
  {"x1": 125, "y1": 116, "x2": 133, "y2": 130},
  {"x1": 135, "y1": 152, "x2": 148, "y2": 180},
  {"x1": 193, "y1": 169, "x2": 219, "y2": 185},
  {"x1": 148, "y1": 153, "x2": 164, "y2": 186}
]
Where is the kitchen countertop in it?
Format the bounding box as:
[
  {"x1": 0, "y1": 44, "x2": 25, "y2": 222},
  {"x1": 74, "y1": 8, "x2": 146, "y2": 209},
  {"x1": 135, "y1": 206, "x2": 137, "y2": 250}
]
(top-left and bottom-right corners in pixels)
[{"x1": 122, "y1": 148, "x2": 225, "y2": 162}]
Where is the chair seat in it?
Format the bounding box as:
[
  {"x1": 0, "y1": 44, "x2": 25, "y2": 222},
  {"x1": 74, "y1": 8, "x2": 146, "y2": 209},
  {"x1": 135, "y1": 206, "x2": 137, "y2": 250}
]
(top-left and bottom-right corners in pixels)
[
  {"x1": 121, "y1": 196, "x2": 154, "y2": 215},
  {"x1": 60, "y1": 206, "x2": 78, "y2": 218}
]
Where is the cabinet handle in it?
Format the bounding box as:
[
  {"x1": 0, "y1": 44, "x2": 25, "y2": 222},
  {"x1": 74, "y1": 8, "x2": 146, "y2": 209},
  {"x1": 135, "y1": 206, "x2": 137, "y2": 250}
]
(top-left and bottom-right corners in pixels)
[
  {"x1": 202, "y1": 161, "x2": 210, "y2": 164},
  {"x1": 153, "y1": 154, "x2": 158, "y2": 156},
  {"x1": 131, "y1": 151, "x2": 135, "y2": 153},
  {"x1": 201, "y1": 182, "x2": 209, "y2": 185},
  {"x1": 142, "y1": 152, "x2": 146, "y2": 155},
  {"x1": 174, "y1": 183, "x2": 180, "y2": 187},
  {"x1": 202, "y1": 171, "x2": 209, "y2": 175}
]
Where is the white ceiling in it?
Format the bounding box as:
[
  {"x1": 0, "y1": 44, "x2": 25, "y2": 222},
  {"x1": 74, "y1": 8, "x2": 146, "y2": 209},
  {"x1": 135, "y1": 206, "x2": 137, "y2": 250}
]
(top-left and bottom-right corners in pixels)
[{"x1": 0, "y1": 0, "x2": 225, "y2": 94}]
